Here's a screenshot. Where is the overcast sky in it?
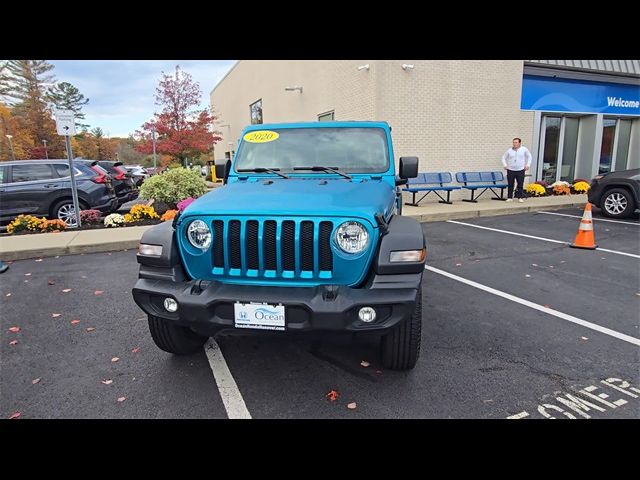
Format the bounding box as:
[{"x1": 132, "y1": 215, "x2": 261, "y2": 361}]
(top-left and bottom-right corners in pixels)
[{"x1": 50, "y1": 60, "x2": 236, "y2": 138}]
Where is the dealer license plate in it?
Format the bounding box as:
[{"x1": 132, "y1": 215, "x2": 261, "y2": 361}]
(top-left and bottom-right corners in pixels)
[{"x1": 234, "y1": 302, "x2": 285, "y2": 331}]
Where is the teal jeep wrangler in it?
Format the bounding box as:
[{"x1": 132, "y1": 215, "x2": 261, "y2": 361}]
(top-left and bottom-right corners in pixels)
[{"x1": 132, "y1": 121, "x2": 426, "y2": 370}]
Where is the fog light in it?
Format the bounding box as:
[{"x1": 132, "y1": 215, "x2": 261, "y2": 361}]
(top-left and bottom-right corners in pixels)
[
  {"x1": 164, "y1": 297, "x2": 178, "y2": 312},
  {"x1": 358, "y1": 306, "x2": 376, "y2": 323},
  {"x1": 139, "y1": 243, "x2": 162, "y2": 256}
]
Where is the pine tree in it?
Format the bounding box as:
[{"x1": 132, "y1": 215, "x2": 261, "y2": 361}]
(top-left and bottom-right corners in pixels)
[{"x1": 47, "y1": 81, "x2": 90, "y2": 129}]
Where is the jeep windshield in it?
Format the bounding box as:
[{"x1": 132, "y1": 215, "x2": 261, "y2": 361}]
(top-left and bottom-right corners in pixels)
[{"x1": 234, "y1": 127, "x2": 389, "y2": 174}]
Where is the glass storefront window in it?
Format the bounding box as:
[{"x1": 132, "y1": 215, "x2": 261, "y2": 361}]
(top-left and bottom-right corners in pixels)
[
  {"x1": 615, "y1": 119, "x2": 632, "y2": 171},
  {"x1": 599, "y1": 119, "x2": 616, "y2": 174}
]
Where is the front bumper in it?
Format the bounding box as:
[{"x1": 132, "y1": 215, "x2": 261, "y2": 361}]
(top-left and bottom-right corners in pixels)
[{"x1": 132, "y1": 276, "x2": 421, "y2": 336}]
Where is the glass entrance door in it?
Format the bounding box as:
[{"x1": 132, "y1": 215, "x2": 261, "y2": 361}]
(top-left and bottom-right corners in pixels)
[
  {"x1": 540, "y1": 116, "x2": 561, "y2": 183},
  {"x1": 538, "y1": 115, "x2": 581, "y2": 183}
]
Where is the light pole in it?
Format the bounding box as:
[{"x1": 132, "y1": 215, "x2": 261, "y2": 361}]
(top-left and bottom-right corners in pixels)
[
  {"x1": 151, "y1": 126, "x2": 157, "y2": 169},
  {"x1": 5, "y1": 134, "x2": 16, "y2": 160},
  {"x1": 42, "y1": 139, "x2": 48, "y2": 159}
]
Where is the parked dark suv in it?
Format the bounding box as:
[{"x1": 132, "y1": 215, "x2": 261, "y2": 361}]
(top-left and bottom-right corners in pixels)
[
  {"x1": 0, "y1": 159, "x2": 118, "y2": 226},
  {"x1": 97, "y1": 160, "x2": 139, "y2": 210},
  {"x1": 588, "y1": 168, "x2": 640, "y2": 219}
]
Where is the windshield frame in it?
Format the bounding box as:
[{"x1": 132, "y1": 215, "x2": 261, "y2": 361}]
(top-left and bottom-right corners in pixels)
[{"x1": 232, "y1": 125, "x2": 392, "y2": 176}]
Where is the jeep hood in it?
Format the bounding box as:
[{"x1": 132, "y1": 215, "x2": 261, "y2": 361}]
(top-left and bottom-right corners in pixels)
[{"x1": 182, "y1": 178, "x2": 395, "y2": 226}]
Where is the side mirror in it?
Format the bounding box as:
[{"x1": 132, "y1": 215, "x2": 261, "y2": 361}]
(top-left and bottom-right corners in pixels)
[
  {"x1": 223, "y1": 159, "x2": 232, "y2": 185},
  {"x1": 399, "y1": 156, "x2": 419, "y2": 179}
]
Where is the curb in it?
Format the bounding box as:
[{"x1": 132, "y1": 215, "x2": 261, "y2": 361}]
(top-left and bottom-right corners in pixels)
[
  {"x1": 1, "y1": 239, "x2": 142, "y2": 262},
  {"x1": 405, "y1": 201, "x2": 587, "y2": 223}
]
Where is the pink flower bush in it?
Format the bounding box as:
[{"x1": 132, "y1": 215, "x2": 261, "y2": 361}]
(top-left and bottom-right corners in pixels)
[{"x1": 177, "y1": 197, "x2": 195, "y2": 212}]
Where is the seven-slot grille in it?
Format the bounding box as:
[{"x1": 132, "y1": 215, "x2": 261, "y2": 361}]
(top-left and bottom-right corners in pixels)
[{"x1": 211, "y1": 219, "x2": 333, "y2": 277}]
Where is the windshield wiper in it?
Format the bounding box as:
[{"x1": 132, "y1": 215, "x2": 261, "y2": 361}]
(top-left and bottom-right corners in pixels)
[
  {"x1": 293, "y1": 166, "x2": 352, "y2": 180},
  {"x1": 237, "y1": 167, "x2": 289, "y2": 179}
]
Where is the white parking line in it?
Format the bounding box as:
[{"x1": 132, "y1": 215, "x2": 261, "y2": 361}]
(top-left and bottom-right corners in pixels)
[
  {"x1": 446, "y1": 220, "x2": 640, "y2": 259},
  {"x1": 204, "y1": 338, "x2": 252, "y2": 419},
  {"x1": 425, "y1": 265, "x2": 640, "y2": 347},
  {"x1": 538, "y1": 211, "x2": 640, "y2": 226}
]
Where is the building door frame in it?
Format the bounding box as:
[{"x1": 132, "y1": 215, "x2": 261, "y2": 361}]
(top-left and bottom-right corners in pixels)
[{"x1": 537, "y1": 115, "x2": 565, "y2": 183}]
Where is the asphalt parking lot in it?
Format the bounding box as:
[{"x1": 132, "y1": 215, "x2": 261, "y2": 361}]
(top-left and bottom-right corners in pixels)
[{"x1": 2, "y1": 207, "x2": 639, "y2": 419}]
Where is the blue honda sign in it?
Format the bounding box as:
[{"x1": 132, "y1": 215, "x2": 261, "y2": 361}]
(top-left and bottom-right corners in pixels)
[{"x1": 521, "y1": 74, "x2": 640, "y2": 115}]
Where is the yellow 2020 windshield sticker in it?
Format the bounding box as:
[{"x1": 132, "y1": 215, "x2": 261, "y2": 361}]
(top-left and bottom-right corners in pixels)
[{"x1": 243, "y1": 130, "x2": 279, "y2": 143}]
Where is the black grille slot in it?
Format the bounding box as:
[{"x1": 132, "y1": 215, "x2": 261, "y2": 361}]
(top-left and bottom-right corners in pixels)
[
  {"x1": 319, "y1": 221, "x2": 333, "y2": 271},
  {"x1": 300, "y1": 221, "x2": 314, "y2": 271},
  {"x1": 213, "y1": 220, "x2": 225, "y2": 268},
  {"x1": 228, "y1": 220, "x2": 241, "y2": 269},
  {"x1": 263, "y1": 220, "x2": 277, "y2": 270},
  {"x1": 282, "y1": 221, "x2": 296, "y2": 271},
  {"x1": 246, "y1": 220, "x2": 259, "y2": 270}
]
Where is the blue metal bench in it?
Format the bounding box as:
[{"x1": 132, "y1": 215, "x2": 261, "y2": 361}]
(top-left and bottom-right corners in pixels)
[
  {"x1": 404, "y1": 172, "x2": 462, "y2": 205},
  {"x1": 455, "y1": 171, "x2": 508, "y2": 202}
]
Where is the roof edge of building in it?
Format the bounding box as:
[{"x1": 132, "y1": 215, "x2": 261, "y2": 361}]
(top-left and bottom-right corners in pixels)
[{"x1": 210, "y1": 60, "x2": 241, "y2": 97}]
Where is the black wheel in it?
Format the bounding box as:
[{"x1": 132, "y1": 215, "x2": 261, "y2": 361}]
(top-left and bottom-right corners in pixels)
[
  {"x1": 600, "y1": 188, "x2": 634, "y2": 218},
  {"x1": 381, "y1": 287, "x2": 422, "y2": 370},
  {"x1": 148, "y1": 315, "x2": 207, "y2": 355},
  {"x1": 51, "y1": 199, "x2": 88, "y2": 227}
]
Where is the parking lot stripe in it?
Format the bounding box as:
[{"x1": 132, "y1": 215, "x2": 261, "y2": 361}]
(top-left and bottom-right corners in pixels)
[
  {"x1": 446, "y1": 220, "x2": 640, "y2": 259},
  {"x1": 425, "y1": 265, "x2": 640, "y2": 347},
  {"x1": 204, "y1": 338, "x2": 252, "y2": 419},
  {"x1": 538, "y1": 211, "x2": 640, "y2": 226}
]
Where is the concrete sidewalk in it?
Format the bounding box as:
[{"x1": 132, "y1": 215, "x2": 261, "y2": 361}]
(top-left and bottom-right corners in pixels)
[
  {"x1": 0, "y1": 194, "x2": 587, "y2": 261},
  {"x1": 0, "y1": 225, "x2": 153, "y2": 261}
]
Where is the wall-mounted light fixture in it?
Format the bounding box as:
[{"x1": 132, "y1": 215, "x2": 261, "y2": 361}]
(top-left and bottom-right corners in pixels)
[
  {"x1": 284, "y1": 86, "x2": 303, "y2": 93},
  {"x1": 401, "y1": 64, "x2": 414, "y2": 71},
  {"x1": 357, "y1": 64, "x2": 370, "y2": 71}
]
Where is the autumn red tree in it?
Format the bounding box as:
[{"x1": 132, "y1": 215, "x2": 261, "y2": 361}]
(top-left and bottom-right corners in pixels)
[{"x1": 136, "y1": 66, "x2": 221, "y2": 164}]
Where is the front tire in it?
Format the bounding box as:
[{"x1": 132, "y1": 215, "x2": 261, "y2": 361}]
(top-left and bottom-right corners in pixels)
[
  {"x1": 148, "y1": 315, "x2": 208, "y2": 355},
  {"x1": 601, "y1": 188, "x2": 634, "y2": 218},
  {"x1": 381, "y1": 287, "x2": 422, "y2": 370},
  {"x1": 52, "y1": 199, "x2": 88, "y2": 227}
]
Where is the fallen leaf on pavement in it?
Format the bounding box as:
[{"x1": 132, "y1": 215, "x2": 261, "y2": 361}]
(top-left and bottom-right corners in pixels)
[
  {"x1": 35, "y1": 259, "x2": 43, "y2": 262},
  {"x1": 47, "y1": 280, "x2": 55, "y2": 285},
  {"x1": 131, "y1": 347, "x2": 140, "y2": 353},
  {"x1": 24, "y1": 273, "x2": 31, "y2": 276},
  {"x1": 101, "y1": 379, "x2": 113, "y2": 385},
  {"x1": 581, "y1": 336, "x2": 589, "y2": 341},
  {"x1": 32, "y1": 378, "x2": 41, "y2": 385},
  {"x1": 560, "y1": 261, "x2": 566, "y2": 264},
  {"x1": 455, "y1": 263, "x2": 462, "y2": 266},
  {"x1": 543, "y1": 305, "x2": 551, "y2": 309},
  {"x1": 117, "y1": 396, "x2": 126, "y2": 402},
  {"x1": 107, "y1": 253, "x2": 112, "y2": 256},
  {"x1": 55, "y1": 256, "x2": 59, "y2": 258},
  {"x1": 9, "y1": 326, "x2": 20, "y2": 333},
  {"x1": 9, "y1": 340, "x2": 18, "y2": 345},
  {"x1": 111, "y1": 357, "x2": 120, "y2": 362},
  {"x1": 9, "y1": 412, "x2": 21, "y2": 419},
  {"x1": 375, "y1": 370, "x2": 382, "y2": 374},
  {"x1": 347, "y1": 402, "x2": 357, "y2": 410},
  {"x1": 51, "y1": 313, "x2": 61, "y2": 318},
  {"x1": 86, "y1": 327, "x2": 96, "y2": 332},
  {"x1": 360, "y1": 361, "x2": 370, "y2": 367},
  {"x1": 326, "y1": 390, "x2": 339, "y2": 402},
  {"x1": 525, "y1": 274, "x2": 531, "y2": 278},
  {"x1": 6, "y1": 293, "x2": 11, "y2": 297},
  {"x1": 94, "y1": 290, "x2": 104, "y2": 295},
  {"x1": 81, "y1": 275, "x2": 87, "y2": 279},
  {"x1": 483, "y1": 399, "x2": 494, "y2": 403},
  {"x1": 70, "y1": 320, "x2": 80, "y2": 325},
  {"x1": 62, "y1": 288, "x2": 72, "y2": 293},
  {"x1": 531, "y1": 263, "x2": 538, "y2": 267},
  {"x1": 24, "y1": 280, "x2": 29, "y2": 283}
]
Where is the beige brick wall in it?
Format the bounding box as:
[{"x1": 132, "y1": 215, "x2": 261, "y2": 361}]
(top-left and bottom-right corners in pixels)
[
  {"x1": 210, "y1": 60, "x2": 535, "y2": 202},
  {"x1": 210, "y1": 60, "x2": 377, "y2": 156},
  {"x1": 373, "y1": 60, "x2": 535, "y2": 202}
]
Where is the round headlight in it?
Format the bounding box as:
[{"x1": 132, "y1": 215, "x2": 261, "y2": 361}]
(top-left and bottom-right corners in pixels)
[
  {"x1": 335, "y1": 221, "x2": 369, "y2": 254},
  {"x1": 187, "y1": 220, "x2": 212, "y2": 250}
]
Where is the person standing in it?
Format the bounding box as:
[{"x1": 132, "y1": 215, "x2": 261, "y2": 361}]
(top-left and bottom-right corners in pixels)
[{"x1": 501, "y1": 137, "x2": 532, "y2": 203}]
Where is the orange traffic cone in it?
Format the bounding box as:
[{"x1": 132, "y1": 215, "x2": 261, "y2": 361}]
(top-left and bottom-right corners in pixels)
[{"x1": 570, "y1": 203, "x2": 597, "y2": 250}]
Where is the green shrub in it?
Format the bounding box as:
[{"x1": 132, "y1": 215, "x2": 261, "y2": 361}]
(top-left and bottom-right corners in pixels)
[{"x1": 139, "y1": 167, "x2": 207, "y2": 206}]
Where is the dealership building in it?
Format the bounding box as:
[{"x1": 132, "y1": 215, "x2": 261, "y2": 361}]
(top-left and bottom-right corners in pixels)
[{"x1": 210, "y1": 60, "x2": 639, "y2": 200}]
